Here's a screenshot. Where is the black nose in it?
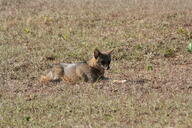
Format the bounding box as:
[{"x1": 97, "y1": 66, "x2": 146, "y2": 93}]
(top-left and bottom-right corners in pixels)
[{"x1": 107, "y1": 66, "x2": 110, "y2": 70}]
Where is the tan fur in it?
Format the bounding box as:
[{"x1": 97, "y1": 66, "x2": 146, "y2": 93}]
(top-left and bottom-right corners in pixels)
[
  {"x1": 40, "y1": 75, "x2": 52, "y2": 83},
  {"x1": 40, "y1": 49, "x2": 112, "y2": 83},
  {"x1": 87, "y1": 57, "x2": 104, "y2": 75}
]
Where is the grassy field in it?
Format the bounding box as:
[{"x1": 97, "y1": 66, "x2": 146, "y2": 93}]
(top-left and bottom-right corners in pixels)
[{"x1": 0, "y1": 0, "x2": 192, "y2": 127}]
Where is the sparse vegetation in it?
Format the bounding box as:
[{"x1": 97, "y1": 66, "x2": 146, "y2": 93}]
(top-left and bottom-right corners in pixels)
[
  {"x1": 0, "y1": 0, "x2": 192, "y2": 127},
  {"x1": 164, "y1": 48, "x2": 175, "y2": 58},
  {"x1": 187, "y1": 41, "x2": 192, "y2": 53},
  {"x1": 147, "y1": 65, "x2": 153, "y2": 71}
]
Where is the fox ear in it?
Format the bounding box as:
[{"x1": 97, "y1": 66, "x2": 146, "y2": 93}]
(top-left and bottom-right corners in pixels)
[
  {"x1": 94, "y1": 48, "x2": 101, "y2": 59},
  {"x1": 108, "y1": 49, "x2": 114, "y2": 55}
]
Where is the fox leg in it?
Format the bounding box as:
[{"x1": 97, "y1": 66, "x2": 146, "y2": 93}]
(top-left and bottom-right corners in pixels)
[
  {"x1": 81, "y1": 73, "x2": 89, "y2": 82},
  {"x1": 76, "y1": 69, "x2": 89, "y2": 82},
  {"x1": 40, "y1": 64, "x2": 64, "y2": 83}
]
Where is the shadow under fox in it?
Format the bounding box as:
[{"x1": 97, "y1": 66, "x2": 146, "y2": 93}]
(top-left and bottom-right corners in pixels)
[{"x1": 40, "y1": 49, "x2": 113, "y2": 83}]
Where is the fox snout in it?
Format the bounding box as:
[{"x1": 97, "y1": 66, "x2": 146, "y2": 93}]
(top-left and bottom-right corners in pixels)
[{"x1": 102, "y1": 65, "x2": 110, "y2": 70}]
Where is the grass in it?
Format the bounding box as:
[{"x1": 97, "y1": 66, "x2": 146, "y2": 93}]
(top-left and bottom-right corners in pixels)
[{"x1": 0, "y1": 0, "x2": 192, "y2": 127}]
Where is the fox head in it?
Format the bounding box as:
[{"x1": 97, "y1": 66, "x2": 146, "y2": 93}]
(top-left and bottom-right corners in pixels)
[{"x1": 93, "y1": 48, "x2": 113, "y2": 70}]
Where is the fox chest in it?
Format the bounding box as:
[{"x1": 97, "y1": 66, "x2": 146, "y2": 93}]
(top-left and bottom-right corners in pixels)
[{"x1": 89, "y1": 68, "x2": 104, "y2": 82}]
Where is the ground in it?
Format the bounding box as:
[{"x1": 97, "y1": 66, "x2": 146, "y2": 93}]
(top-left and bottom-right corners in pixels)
[{"x1": 0, "y1": 0, "x2": 192, "y2": 127}]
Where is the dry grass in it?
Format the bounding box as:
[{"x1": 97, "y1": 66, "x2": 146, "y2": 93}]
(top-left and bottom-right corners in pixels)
[{"x1": 0, "y1": 0, "x2": 192, "y2": 127}]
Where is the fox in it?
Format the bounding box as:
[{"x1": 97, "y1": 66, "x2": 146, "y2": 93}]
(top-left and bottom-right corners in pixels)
[{"x1": 40, "y1": 48, "x2": 113, "y2": 83}]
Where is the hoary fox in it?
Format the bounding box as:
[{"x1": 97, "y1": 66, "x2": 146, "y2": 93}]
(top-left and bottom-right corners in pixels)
[{"x1": 40, "y1": 48, "x2": 113, "y2": 83}]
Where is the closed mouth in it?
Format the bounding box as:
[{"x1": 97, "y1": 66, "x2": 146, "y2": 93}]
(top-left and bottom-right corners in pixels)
[{"x1": 103, "y1": 66, "x2": 110, "y2": 70}]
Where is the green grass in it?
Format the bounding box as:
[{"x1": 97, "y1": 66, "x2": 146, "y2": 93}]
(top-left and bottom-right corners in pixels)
[{"x1": 1, "y1": 0, "x2": 192, "y2": 127}]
